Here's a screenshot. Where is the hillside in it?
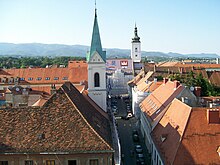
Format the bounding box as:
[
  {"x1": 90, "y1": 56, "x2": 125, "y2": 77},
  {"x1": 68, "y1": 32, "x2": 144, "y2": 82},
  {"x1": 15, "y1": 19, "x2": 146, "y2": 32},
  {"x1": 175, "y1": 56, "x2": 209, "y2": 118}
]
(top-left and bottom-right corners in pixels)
[{"x1": 0, "y1": 43, "x2": 219, "y2": 58}]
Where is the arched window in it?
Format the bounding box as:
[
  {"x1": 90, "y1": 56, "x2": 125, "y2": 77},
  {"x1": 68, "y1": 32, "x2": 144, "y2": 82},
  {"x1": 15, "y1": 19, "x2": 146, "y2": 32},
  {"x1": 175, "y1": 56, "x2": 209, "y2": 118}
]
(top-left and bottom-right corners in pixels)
[{"x1": 94, "y1": 72, "x2": 100, "y2": 87}]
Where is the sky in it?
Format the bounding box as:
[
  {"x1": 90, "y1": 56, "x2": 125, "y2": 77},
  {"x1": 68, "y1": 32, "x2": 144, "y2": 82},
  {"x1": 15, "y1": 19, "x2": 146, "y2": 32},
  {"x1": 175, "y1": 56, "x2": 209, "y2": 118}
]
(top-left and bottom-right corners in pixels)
[{"x1": 0, "y1": 0, "x2": 220, "y2": 55}]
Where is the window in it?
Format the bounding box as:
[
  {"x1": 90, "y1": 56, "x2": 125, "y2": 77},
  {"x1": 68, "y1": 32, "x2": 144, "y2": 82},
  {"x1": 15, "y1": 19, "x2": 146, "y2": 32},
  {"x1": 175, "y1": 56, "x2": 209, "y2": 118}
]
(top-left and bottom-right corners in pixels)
[
  {"x1": 20, "y1": 77, "x2": 25, "y2": 81},
  {"x1": 45, "y1": 77, "x2": 50, "y2": 80},
  {"x1": 25, "y1": 160, "x2": 33, "y2": 165},
  {"x1": 94, "y1": 73, "x2": 100, "y2": 87},
  {"x1": 36, "y1": 77, "x2": 42, "y2": 81},
  {"x1": 0, "y1": 161, "x2": 8, "y2": 165},
  {"x1": 156, "y1": 154, "x2": 158, "y2": 165},
  {"x1": 68, "y1": 160, "x2": 76, "y2": 165},
  {"x1": 54, "y1": 77, "x2": 59, "y2": 80},
  {"x1": 89, "y1": 159, "x2": 99, "y2": 165},
  {"x1": 46, "y1": 160, "x2": 55, "y2": 165},
  {"x1": 135, "y1": 47, "x2": 138, "y2": 52},
  {"x1": 28, "y1": 77, "x2": 33, "y2": 81},
  {"x1": 62, "y1": 77, "x2": 68, "y2": 80}
]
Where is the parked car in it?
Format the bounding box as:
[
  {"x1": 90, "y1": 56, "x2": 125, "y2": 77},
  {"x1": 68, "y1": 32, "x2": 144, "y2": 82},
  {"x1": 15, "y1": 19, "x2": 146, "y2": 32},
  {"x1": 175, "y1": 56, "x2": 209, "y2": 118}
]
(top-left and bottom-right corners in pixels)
[
  {"x1": 133, "y1": 133, "x2": 139, "y2": 142},
  {"x1": 127, "y1": 112, "x2": 133, "y2": 118},
  {"x1": 135, "y1": 145, "x2": 143, "y2": 153},
  {"x1": 121, "y1": 115, "x2": 129, "y2": 120},
  {"x1": 136, "y1": 153, "x2": 145, "y2": 165},
  {"x1": 132, "y1": 129, "x2": 139, "y2": 135}
]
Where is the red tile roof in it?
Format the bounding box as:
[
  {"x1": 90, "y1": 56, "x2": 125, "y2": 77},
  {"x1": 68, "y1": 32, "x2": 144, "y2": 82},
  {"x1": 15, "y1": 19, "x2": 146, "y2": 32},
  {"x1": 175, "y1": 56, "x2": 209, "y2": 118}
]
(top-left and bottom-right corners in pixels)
[
  {"x1": 140, "y1": 80, "x2": 184, "y2": 122},
  {"x1": 151, "y1": 99, "x2": 192, "y2": 164},
  {"x1": 2, "y1": 61, "x2": 88, "y2": 85},
  {"x1": 127, "y1": 70, "x2": 146, "y2": 86},
  {"x1": 152, "y1": 104, "x2": 220, "y2": 165},
  {"x1": 0, "y1": 82, "x2": 113, "y2": 153},
  {"x1": 137, "y1": 81, "x2": 162, "y2": 93},
  {"x1": 173, "y1": 107, "x2": 220, "y2": 164},
  {"x1": 207, "y1": 71, "x2": 220, "y2": 86}
]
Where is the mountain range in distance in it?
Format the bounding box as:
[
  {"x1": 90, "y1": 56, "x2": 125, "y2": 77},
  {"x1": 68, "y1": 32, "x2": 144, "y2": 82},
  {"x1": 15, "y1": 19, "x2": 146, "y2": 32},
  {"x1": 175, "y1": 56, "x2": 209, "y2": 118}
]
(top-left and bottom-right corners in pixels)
[{"x1": 0, "y1": 42, "x2": 219, "y2": 58}]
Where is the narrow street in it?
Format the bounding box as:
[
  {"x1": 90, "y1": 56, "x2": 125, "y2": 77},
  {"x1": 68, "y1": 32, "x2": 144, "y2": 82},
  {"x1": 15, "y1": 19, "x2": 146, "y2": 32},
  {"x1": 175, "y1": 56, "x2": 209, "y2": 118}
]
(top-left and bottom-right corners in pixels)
[{"x1": 112, "y1": 97, "x2": 151, "y2": 165}]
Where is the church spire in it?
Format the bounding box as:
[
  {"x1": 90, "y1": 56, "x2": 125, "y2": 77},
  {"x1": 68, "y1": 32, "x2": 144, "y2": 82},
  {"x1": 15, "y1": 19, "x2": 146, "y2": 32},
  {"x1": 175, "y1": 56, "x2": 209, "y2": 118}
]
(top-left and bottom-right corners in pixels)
[
  {"x1": 132, "y1": 24, "x2": 140, "y2": 43},
  {"x1": 87, "y1": 8, "x2": 106, "y2": 62}
]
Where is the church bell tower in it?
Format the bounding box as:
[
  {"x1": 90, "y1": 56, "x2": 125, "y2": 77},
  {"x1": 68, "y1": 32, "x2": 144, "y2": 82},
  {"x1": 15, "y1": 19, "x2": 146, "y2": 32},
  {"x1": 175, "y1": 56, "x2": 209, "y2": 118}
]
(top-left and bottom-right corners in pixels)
[
  {"x1": 131, "y1": 24, "x2": 141, "y2": 62},
  {"x1": 87, "y1": 9, "x2": 107, "y2": 112}
]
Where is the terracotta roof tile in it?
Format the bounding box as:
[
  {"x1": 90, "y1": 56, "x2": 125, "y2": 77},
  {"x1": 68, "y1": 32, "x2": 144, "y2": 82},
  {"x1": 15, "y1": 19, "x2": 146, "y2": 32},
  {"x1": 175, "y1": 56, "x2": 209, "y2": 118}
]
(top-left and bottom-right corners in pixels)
[
  {"x1": 137, "y1": 81, "x2": 162, "y2": 93},
  {"x1": 127, "y1": 70, "x2": 145, "y2": 86},
  {"x1": 208, "y1": 71, "x2": 220, "y2": 86},
  {"x1": 173, "y1": 107, "x2": 220, "y2": 164},
  {"x1": 2, "y1": 61, "x2": 88, "y2": 85},
  {"x1": 0, "y1": 82, "x2": 113, "y2": 153},
  {"x1": 151, "y1": 99, "x2": 192, "y2": 164},
  {"x1": 140, "y1": 80, "x2": 184, "y2": 122}
]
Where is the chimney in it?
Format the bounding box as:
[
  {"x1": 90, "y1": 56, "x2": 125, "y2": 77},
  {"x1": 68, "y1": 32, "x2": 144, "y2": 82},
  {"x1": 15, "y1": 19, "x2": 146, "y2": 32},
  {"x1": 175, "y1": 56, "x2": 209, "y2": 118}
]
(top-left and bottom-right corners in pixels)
[
  {"x1": 207, "y1": 109, "x2": 220, "y2": 124},
  {"x1": 154, "y1": 65, "x2": 156, "y2": 72},
  {"x1": 50, "y1": 84, "x2": 56, "y2": 95},
  {"x1": 180, "y1": 67, "x2": 183, "y2": 74},
  {"x1": 163, "y1": 78, "x2": 168, "y2": 84},
  {"x1": 65, "y1": 81, "x2": 71, "y2": 91},
  {"x1": 194, "y1": 86, "x2": 201, "y2": 97},
  {"x1": 173, "y1": 80, "x2": 180, "y2": 89}
]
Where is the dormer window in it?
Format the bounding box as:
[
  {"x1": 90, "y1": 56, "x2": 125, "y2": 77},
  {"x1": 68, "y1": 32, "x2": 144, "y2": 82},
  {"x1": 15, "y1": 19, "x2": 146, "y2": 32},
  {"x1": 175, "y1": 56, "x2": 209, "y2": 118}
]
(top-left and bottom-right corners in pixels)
[
  {"x1": 36, "y1": 77, "x2": 42, "y2": 81},
  {"x1": 20, "y1": 77, "x2": 25, "y2": 81},
  {"x1": 54, "y1": 77, "x2": 59, "y2": 80},
  {"x1": 45, "y1": 77, "x2": 50, "y2": 80},
  {"x1": 28, "y1": 77, "x2": 33, "y2": 81},
  {"x1": 62, "y1": 77, "x2": 68, "y2": 80}
]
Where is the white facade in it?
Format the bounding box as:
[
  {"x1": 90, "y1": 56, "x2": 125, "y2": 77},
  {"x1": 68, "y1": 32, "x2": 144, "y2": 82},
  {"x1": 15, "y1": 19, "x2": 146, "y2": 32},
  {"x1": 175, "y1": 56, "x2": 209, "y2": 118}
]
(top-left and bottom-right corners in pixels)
[
  {"x1": 131, "y1": 42, "x2": 141, "y2": 62},
  {"x1": 132, "y1": 86, "x2": 150, "y2": 117},
  {"x1": 88, "y1": 52, "x2": 107, "y2": 112}
]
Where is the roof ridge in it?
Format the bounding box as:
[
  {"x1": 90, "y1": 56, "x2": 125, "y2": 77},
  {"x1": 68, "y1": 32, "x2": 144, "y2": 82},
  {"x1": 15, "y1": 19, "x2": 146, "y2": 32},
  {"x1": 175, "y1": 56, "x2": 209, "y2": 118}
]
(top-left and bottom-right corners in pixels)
[{"x1": 61, "y1": 84, "x2": 113, "y2": 151}]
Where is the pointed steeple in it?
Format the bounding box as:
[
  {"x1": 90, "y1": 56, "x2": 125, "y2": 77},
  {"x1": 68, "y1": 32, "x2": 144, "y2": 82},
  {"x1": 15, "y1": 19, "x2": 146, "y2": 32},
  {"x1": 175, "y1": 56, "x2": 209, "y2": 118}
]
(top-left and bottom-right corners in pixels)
[
  {"x1": 87, "y1": 9, "x2": 106, "y2": 62},
  {"x1": 132, "y1": 24, "x2": 140, "y2": 43}
]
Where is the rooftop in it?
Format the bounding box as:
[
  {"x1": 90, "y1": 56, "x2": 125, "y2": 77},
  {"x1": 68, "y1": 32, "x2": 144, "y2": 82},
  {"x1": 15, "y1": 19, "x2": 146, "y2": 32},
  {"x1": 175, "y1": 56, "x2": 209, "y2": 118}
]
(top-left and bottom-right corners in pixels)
[{"x1": 0, "y1": 82, "x2": 113, "y2": 154}]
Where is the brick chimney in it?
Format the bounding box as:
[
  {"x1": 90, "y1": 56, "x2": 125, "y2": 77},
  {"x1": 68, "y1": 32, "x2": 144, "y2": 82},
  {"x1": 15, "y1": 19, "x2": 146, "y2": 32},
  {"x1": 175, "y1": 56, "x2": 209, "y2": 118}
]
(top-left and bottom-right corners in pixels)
[
  {"x1": 50, "y1": 84, "x2": 56, "y2": 95},
  {"x1": 194, "y1": 86, "x2": 201, "y2": 97},
  {"x1": 174, "y1": 80, "x2": 180, "y2": 89},
  {"x1": 64, "y1": 81, "x2": 71, "y2": 91},
  {"x1": 207, "y1": 109, "x2": 220, "y2": 124},
  {"x1": 163, "y1": 78, "x2": 168, "y2": 84}
]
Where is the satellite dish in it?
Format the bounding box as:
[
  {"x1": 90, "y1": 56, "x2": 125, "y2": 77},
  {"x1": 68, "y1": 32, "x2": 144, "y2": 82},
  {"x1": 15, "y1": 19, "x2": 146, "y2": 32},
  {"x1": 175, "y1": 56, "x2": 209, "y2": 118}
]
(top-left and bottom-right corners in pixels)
[
  {"x1": 16, "y1": 87, "x2": 20, "y2": 92},
  {"x1": 190, "y1": 86, "x2": 194, "y2": 91}
]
